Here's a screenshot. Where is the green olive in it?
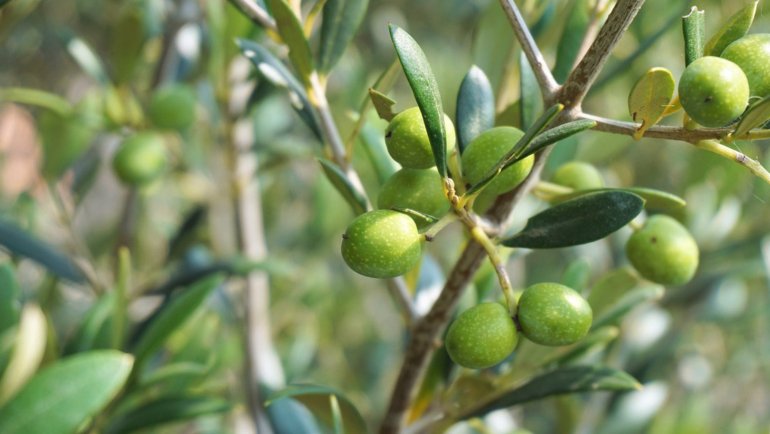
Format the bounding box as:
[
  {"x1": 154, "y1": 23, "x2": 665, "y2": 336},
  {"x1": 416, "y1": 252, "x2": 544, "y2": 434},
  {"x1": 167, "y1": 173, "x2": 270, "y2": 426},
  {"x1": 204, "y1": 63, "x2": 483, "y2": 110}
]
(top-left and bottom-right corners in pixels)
[
  {"x1": 552, "y1": 161, "x2": 604, "y2": 191},
  {"x1": 517, "y1": 282, "x2": 592, "y2": 346},
  {"x1": 148, "y1": 84, "x2": 197, "y2": 130},
  {"x1": 461, "y1": 127, "x2": 534, "y2": 195},
  {"x1": 678, "y1": 56, "x2": 749, "y2": 127},
  {"x1": 377, "y1": 168, "x2": 448, "y2": 227},
  {"x1": 626, "y1": 215, "x2": 699, "y2": 285},
  {"x1": 445, "y1": 302, "x2": 518, "y2": 369},
  {"x1": 341, "y1": 210, "x2": 422, "y2": 278},
  {"x1": 112, "y1": 132, "x2": 168, "y2": 186},
  {"x1": 721, "y1": 34, "x2": 770, "y2": 98},
  {"x1": 385, "y1": 107, "x2": 456, "y2": 169}
]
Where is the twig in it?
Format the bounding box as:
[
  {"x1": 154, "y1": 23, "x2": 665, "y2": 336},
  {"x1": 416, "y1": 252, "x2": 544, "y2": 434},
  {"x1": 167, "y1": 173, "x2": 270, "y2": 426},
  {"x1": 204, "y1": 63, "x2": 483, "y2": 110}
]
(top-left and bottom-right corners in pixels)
[
  {"x1": 498, "y1": 0, "x2": 560, "y2": 100},
  {"x1": 581, "y1": 112, "x2": 731, "y2": 142},
  {"x1": 229, "y1": 0, "x2": 277, "y2": 32},
  {"x1": 559, "y1": 0, "x2": 646, "y2": 109},
  {"x1": 695, "y1": 140, "x2": 770, "y2": 184}
]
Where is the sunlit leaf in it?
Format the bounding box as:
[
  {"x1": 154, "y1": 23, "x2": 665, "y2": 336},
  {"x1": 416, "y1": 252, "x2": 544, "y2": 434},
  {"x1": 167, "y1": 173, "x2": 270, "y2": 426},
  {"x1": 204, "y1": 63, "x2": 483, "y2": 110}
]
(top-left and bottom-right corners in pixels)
[
  {"x1": 734, "y1": 95, "x2": 770, "y2": 138},
  {"x1": 105, "y1": 396, "x2": 231, "y2": 434},
  {"x1": 265, "y1": 0, "x2": 314, "y2": 85},
  {"x1": 267, "y1": 384, "x2": 368, "y2": 433},
  {"x1": 318, "y1": 0, "x2": 368, "y2": 73},
  {"x1": 704, "y1": 1, "x2": 757, "y2": 56},
  {"x1": 0, "y1": 219, "x2": 85, "y2": 283},
  {"x1": 389, "y1": 24, "x2": 448, "y2": 177},
  {"x1": 0, "y1": 305, "x2": 46, "y2": 405},
  {"x1": 502, "y1": 191, "x2": 644, "y2": 249},
  {"x1": 456, "y1": 65, "x2": 495, "y2": 153},
  {"x1": 628, "y1": 68, "x2": 675, "y2": 139},
  {"x1": 0, "y1": 351, "x2": 133, "y2": 434}
]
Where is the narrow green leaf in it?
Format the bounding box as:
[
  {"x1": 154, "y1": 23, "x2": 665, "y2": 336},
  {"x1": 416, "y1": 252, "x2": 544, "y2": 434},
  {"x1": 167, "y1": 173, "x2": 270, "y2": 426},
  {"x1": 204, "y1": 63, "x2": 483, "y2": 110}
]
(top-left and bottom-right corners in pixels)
[
  {"x1": 466, "y1": 366, "x2": 641, "y2": 418},
  {"x1": 389, "y1": 207, "x2": 439, "y2": 227},
  {"x1": 734, "y1": 95, "x2": 770, "y2": 137},
  {"x1": 553, "y1": 0, "x2": 592, "y2": 82},
  {"x1": 0, "y1": 219, "x2": 85, "y2": 283},
  {"x1": 139, "y1": 361, "x2": 211, "y2": 389},
  {"x1": 519, "y1": 51, "x2": 542, "y2": 130},
  {"x1": 0, "y1": 264, "x2": 21, "y2": 335},
  {"x1": 704, "y1": 1, "x2": 757, "y2": 56},
  {"x1": 0, "y1": 350, "x2": 133, "y2": 434},
  {"x1": 456, "y1": 65, "x2": 495, "y2": 153},
  {"x1": 237, "y1": 39, "x2": 323, "y2": 140},
  {"x1": 389, "y1": 24, "x2": 448, "y2": 177},
  {"x1": 131, "y1": 275, "x2": 223, "y2": 364},
  {"x1": 329, "y1": 395, "x2": 345, "y2": 434},
  {"x1": 267, "y1": 384, "x2": 368, "y2": 434},
  {"x1": 266, "y1": 0, "x2": 315, "y2": 85},
  {"x1": 502, "y1": 191, "x2": 644, "y2": 249},
  {"x1": 64, "y1": 293, "x2": 115, "y2": 354},
  {"x1": 513, "y1": 119, "x2": 596, "y2": 163},
  {"x1": 318, "y1": 0, "x2": 368, "y2": 73},
  {"x1": 591, "y1": 285, "x2": 664, "y2": 330},
  {"x1": 0, "y1": 305, "x2": 47, "y2": 404},
  {"x1": 0, "y1": 87, "x2": 72, "y2": 116},
  {"x1": 106, "y1": 396, "x2": 231, "y2": 434},
  {"x1": 682, "y1": 6, "x2": 705, "y2": 66},
  {"x1": 628, "y1": 68, "x2": 675, "y2": 139},
  {"x1": 318, "y1": 159, "x2": 368, "y2": 215},
  {"x1": 551, "y1": 326, "x2": 620, "y2": 366},
  {"x1": 552, "y1": 187, "x2": 686, "y2": 212},
  {"x1": 368, "y1": 88, "x2": 397, "y2": 121},
  {"x1": 64, "y1": 36, "x2": 111, "y2": 85}
]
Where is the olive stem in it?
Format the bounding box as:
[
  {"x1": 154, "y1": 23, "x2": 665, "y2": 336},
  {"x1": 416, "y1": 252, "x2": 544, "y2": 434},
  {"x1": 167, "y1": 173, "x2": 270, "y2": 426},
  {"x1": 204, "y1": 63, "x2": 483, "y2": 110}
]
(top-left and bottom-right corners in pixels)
[
  {"x1": 469, "y1": 226, "x2": 517, "y2": 312},
  {"x1": 422, "y1": 213, "x2": 458, "y2": 241},
  {"x1": 695, "y1": 140, "x2": 770, "y2": 184},
  {"x1": 532, "y1": 180, "x2": 573, "y2": 201}
]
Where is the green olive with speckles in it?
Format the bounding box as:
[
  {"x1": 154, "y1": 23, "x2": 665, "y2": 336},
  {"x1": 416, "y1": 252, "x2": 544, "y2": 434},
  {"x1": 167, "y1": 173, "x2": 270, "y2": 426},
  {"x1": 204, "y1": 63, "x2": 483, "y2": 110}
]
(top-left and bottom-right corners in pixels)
[
  {"x1": 626, "y1": 215, "x2": 699, "y2": 286},
  {"x1": 552, "y1": 161, "x2": 604, "y2": 191},
  {"x1": 721, "y1": 34, "x2": 770, "y2": 98},
  {"x1": 678, "y1": 56, "x2": 749, "y2": 127},
  {"x1": 341, "y1": 210, "x2": 422, "y2": 278},
  {"x1": 385, "y1": 107, "x2": 456, "y2": 169},
  {"x1": 445, "y1": 302, "x2": 518, "y2": 369},
  {"x1": 517, "y1": 282, "x2": 592, "y2": 346},
  {"x1": 461, "y1": 127, "x2": 534, "y2": 195},
  {"x1": 377, "y1": 168, "x2": 448, "y2": 227}
]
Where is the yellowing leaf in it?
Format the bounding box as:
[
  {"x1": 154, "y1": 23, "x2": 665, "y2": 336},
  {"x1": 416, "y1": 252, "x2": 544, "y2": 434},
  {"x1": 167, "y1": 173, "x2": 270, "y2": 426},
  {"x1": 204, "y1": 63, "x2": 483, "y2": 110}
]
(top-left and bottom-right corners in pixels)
[{"x1": 628, "y1": 67, "x2": 675, "y2": 140}]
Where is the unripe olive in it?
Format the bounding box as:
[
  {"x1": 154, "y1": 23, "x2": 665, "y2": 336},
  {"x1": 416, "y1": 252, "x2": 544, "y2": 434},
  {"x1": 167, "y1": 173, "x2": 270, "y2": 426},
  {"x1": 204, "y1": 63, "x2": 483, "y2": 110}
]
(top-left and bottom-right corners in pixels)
[
  {"x1": 721, "y1": 34, "x2": 770, "y2": 98},
  {"x1": 445, "y1": 302, "x2": 518, "y2": 369},
  {"x1": 461, "y1": 127, "x2": 534, "y2": 195},
  {"x1": 517, "y1": 282, "x2": 592, "y2": 346},
  {"x1": 385, "y1": 107, "x2": 456, "y2": 169},
  {"x1": 112, "y1": 132, "x2": 168, "y2": 186},
  {"x1": 377, "y1": 168, "x2": 449, "y2": 227},
  {"x1": 678, "y1": 56, "x2": 749, "y2": 127},
  {"x1": 625, "y1": 215, "x2": 699, "y2": 285},
  {"x1": 341, "y1": 210, "x2": 422, "y2": 278},
  {"x1": 148, "y1": 84, "x2": 196, "y2": 130},
  {"x1": 552, "y1": 161, "x2": 604, "y2": 190}
]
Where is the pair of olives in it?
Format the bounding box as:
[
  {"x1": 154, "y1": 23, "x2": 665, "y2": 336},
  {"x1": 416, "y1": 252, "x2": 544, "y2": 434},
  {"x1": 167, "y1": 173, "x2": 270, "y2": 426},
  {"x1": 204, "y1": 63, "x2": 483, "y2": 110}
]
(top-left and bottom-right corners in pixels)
[
  {"x1": 679, "y1": 34, "x2": 770, "y2": 127},
  {"x1": 445, "y1": 282, "x2": 593, "y2": 369}
]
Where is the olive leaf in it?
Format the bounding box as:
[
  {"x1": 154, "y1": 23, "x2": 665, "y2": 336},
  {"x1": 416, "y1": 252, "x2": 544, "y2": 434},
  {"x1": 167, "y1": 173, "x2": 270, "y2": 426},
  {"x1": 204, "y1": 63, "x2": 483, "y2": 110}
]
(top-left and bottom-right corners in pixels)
[
  {"x1": 552, "y1": 187, "x2": 686, "y2": 212},
  {"x1": 265, "y1": 0, "x2": 315, "y2": 86},
  {"x1": 628, "y1": 68, "x2": 675, "y2": 140},
  {"x1": 682, "y1": 6, "x2": 705, "y2": 66},
  {"x1": 502, "y1": 191, "x2": 644, "y2": 249},
  {"x1": 267, "y1": 384, "x2": 368, "y2": 434},
  {"x1": 368, "y1": 88, "x2": 397, "y2": 122},
  {"x1": 104, "y1": 396, "x2": 231, "y2": 434},
  {"x1": 64, "y1": 35, "x2": 110, "y2": 85},
  {"x1": 553, "y1": 0, "x2": 592, "y2": 82},
  {"x1": 513, "y1": 119, "x2": 596, "y2": 162},
  {"x1": 734, "y1": 95, "x2": 770, "y2": 138},
  {"x1": 591, "y1": 285, "x2": 664, "y2": 330},
  {"x1": 519, "y1": 51, "x2": 542, "y2": 130},
  {"x1": 703, "y1": 1, "x2": 757, "y2": 56},
  {"x1": 389, "y1": 24, "x2": 448, "y2": 177},
  {"x1": 318, "y1": 0, "x2": 368, "y2": 73},
  {"x1": 456, "y1": 65, "x2": 495, "y2": 153},
  {"x1": 0, "y1": 219, "x2": 85, "y2": 283},
  {"x1": 318, "y1": 158, "x2": 368, "y2": 215}
]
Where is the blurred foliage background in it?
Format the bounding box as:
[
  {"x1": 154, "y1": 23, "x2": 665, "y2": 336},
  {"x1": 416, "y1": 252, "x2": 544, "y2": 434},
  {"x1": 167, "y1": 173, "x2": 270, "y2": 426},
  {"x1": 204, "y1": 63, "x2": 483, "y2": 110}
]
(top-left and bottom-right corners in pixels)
[{"x1": 1, "y1": 0, "x2": 770, "y2": 432}]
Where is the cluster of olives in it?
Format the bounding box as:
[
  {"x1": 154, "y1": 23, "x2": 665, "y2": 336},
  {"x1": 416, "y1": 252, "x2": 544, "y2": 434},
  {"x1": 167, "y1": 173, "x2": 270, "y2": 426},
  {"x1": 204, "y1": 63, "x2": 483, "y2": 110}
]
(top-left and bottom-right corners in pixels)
[
  {"x1": 679, "y1": 33, "x2": 770, "y2": 127},
  {"x1": 445, "y1": 282, "x2": 592, "y2": 369},
  {"x1": 341, "y1": 107, "x2": 535, "y2": 278}
]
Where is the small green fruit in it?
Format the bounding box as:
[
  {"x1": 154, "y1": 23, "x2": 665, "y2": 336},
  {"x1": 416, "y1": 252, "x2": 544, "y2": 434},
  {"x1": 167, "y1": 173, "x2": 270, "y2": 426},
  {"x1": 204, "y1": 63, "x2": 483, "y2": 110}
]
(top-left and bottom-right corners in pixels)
[
  {"x1": 721, "y1": 34, "x2": 770, "y2": 98},
  {"x1": 626, "y1": 215, "x2": 699, "y2": 285},
  {"x1": 678, "y1": 56, "x2": 749, "y2": 127},
  {"x1": 552, "y1": 161, "x2": 604, "y2": 190},
  {"x1": 517, "y1": 282, "x2": 592, "y2": 346},
  {"x1": 385, "y1": 107, "x2": 456, "y2": 169},
  {"x1": 445, "y1": 302, "x2": 518, "y2": 369},
  {"x1": 112, "y1": 132, "x2": 168, "y2": 186},
  {"x1": 148, "y1": 84, "x2": 196, "y2": 130},
  {"x1": 377, "y1": 168, "x2": 448, "y2": 227},
  {"x1": 341, "y1": 210, "x2": 422, "y2": 278},
  {"x1": 461, "y1": 127, "x2": 534, "y2": 195}
]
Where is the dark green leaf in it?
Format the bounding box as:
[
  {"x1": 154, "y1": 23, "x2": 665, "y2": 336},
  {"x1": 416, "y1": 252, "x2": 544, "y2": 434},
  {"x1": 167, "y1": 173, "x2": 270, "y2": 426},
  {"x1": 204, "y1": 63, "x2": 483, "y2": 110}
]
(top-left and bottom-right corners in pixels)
[
  {"x1": 64, "y1": 293, "x2": 115, "y2": 354},
  {"x1": 503, "y1": 191, "x2": 644, "y2": 248},
  {"x1": 552, "y1": 187, "x2": 686, "y2": 212},
  {"x1": 0, "y1": 87, "x2": 72, "y2": 116},
  {"x1": 106, "y1": 396, "x2": 231, "y2": 434},
  {"x1": 0, "y1": 350, "x2": 133, "y2": 434},
  {"x1": 389, "y1": 24, "x2": 448, "y2": 177},
  {"x1": 237, "y1": 39, "x2": 323, "y2": 141},
  {"x1": 513, "y1": 119, "x2": 596, "y2": 163},
  {"x1": 267, "y1": 384, "x2": 368, "y2": 434},
  {"x1": 704, "y1": 1, "x2": 757, "y2": 56},
  {"x1": 131, "y1": 275, "x2": 223, "y2": 364},
  {"x1": 265, "y1": 0, "x2": 314, "y2": 85},
  {"x1": 682, "y1": 6, "x2": 705, "y2": 66},
  {"x1": 456, "y1": 65, "x2": 495, "y2": 153},
  {"x1": 0, "y1": 264, "x2": 20, "y2": 334},
  {"x1": 318, "y1": 0, "x2": 368, "y2": 73},
  {"x1": 734, "y1": 95, "x2": 770, "y2": 138},
  {"x1": 368, "y1": 88, "x2": 397, "y2": 122},
  {"x1": 519, "y1": 51, "x2": 542, "y2": 130},
  {"x1": 553, "y1": 0, "x2": 592, "y2": 82},
  {"x1": 465, "y1": 366, "x2": 641, "y2": 419},
  {"x1": 591, "y1": 285, "x2": 664, "y2": 330},
  {"x1": 0, "y1": 219, "x2": 85, "y2": 283},
  {"x1": 318, "y1": 159, "x2": 368, "y2": 215}
]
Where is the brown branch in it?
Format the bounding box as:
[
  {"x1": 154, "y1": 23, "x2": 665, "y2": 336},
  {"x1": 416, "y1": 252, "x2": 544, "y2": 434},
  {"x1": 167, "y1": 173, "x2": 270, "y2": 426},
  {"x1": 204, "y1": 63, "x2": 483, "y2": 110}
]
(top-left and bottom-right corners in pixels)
[
  {"x1": 582, "y1": 112, "x2": 732, "y2": 142},
  {"x1": 559, "y1": 0, "x2": 646, "y2": 109}
]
